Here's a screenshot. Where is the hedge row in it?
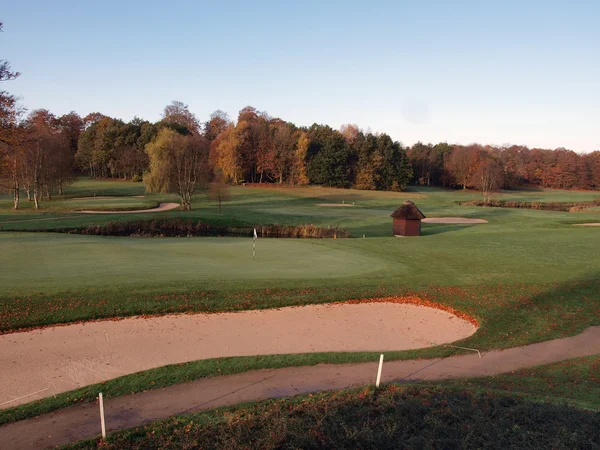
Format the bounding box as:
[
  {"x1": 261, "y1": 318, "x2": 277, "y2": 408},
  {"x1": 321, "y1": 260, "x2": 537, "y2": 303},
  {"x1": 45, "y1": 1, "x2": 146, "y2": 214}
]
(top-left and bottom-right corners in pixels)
[
  {"x1": 63, "y1": 219, "x2": 351, "y2": 239},
  {"x1": 460, "y1": 199, "x2": 600, "y2": 212}
]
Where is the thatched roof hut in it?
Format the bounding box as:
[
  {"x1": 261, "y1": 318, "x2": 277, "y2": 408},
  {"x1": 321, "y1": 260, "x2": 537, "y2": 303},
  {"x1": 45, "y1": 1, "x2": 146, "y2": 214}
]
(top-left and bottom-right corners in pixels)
[{"x1": 391, "y1": 201, "x2": 425, "y2": 236}]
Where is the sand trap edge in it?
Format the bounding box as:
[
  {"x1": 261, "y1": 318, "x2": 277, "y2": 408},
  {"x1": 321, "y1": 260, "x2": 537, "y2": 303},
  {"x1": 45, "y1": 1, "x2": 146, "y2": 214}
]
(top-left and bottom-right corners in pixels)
[
  {"x1": 422, "y1": 217, "x2": 488, "y2": 224},
  {"x1": 0, "y1": 296, "x2": 479, "y2": 336},
  {"x1": 317, "y1": 203, "x2": 355, "y2": 207},
  {"x1": 77, "y1": 202, "x2": 180, "y2": 214}
]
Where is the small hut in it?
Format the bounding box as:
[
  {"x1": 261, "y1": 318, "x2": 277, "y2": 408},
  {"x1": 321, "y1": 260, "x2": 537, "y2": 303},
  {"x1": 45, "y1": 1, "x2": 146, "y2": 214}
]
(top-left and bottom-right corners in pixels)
[{"x1": 391, "y1": 201, "x2": 426, "y2": 236}]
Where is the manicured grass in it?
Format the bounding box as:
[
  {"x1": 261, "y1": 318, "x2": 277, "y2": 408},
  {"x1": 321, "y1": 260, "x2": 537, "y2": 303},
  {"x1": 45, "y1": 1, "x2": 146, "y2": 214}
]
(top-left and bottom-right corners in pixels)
[
  {"x1": 2, "y1": 179, "x2": 600, "y2": 430},
  {"x1": 66, "y1": 381, "x2": 600, "y2": 449},
  {"x1": 1, "y1": 180, "x2": 600, "y2": 340}
]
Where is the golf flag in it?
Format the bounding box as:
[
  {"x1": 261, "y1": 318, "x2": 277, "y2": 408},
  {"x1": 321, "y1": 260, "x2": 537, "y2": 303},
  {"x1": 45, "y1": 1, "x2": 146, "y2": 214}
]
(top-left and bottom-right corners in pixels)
[{"x1": 253, "y1": 228, "x2": 258, "y2": 239}]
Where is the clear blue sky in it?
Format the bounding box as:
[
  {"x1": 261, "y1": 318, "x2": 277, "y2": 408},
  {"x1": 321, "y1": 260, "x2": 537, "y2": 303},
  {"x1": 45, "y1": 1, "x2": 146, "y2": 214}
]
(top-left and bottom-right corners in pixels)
[{"x1": 3, "y1": 1, "x2": 599, "y2": 152}]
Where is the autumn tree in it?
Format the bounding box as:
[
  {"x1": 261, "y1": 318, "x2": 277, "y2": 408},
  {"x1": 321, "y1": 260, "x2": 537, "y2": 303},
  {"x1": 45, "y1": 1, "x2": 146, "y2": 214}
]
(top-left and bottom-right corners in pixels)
[
  {"x1": 161, "y1": 101, "x2": 199, "y2": 135},
  {"x1": 271, "y1": 121, "x2": 296, "y2": 184},
  {"x1": 144, "y1": 128, "x2": 210, "y2": 210},
  {"x1": 291, "y1": 131, "x2": 309, "y2": 185},
  {"x1": 340, "y1": 123, "x2": 360, "y2": 145},
  {"x1": 211, "y1": 124, "x2": 243, "y2": 183},
  {"x1": 471, "y1": 157, "x2": 504, "y2": 202},
  {"x1": 83, "y1": 112, "x2": 105, "y2": 129},
  {"x1": 76, "y1": 116, "x2": 124, "y2": 177},
  {"x1": 447, "y1": 146, "x2": 481, "y2": 189},
  {"x1": 204, "y1": 110, "x2": 230, "y2": 141},
  {"x1": 21, "y1": 110, "x2": 67, "y2": 207},
  {"x1": 254, "y1": 118, "x2": 275, "y2": 183},
  {"x1": 0, "y1": 20, "x2": 23, "y2": 208}
]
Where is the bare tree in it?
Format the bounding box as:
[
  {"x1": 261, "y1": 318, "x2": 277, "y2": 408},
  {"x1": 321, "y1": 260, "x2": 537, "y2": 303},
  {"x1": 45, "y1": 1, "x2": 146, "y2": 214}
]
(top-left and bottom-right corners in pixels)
[{"x1": 209, "y1": 170, "x2": 230, "y2": 214}]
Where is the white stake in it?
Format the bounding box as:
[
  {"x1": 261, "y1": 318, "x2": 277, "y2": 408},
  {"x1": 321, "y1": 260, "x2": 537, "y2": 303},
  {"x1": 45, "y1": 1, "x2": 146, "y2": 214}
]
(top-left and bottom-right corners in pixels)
[
  {"x1": 99, "y1": 392, "x2": 106, "y2": 438},
  {"x1": 376, "y1": 354, "x2": 384, "y2": 387}
]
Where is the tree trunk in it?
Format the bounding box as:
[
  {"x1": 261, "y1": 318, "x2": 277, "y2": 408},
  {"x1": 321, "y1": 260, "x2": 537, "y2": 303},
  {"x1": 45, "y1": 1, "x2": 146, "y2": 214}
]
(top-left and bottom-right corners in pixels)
[
  {"x1": 58, "y1": 182, "x2": 63, "y2": 196},
  {"x1": 13, "y1": 182, "x2": 19, "y2": 210},
  {"x1": 26, "y1": 187, "x2": 32, "y2": 201},
  {"x1": 33, "y1": 191, "x2": 40, "y2": 209}
]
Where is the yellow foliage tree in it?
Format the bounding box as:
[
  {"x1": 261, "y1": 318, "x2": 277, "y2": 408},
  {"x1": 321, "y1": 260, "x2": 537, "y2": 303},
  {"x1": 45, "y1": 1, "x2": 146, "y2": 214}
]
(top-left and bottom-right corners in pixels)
[
  {"x1": 212, "y1": 124, "x2": 242, "y2": 183},
  {"x1": 144, "y1": 128, "x2": 210, "y2": 210},
  {"x1": 293, "y1": 131, "x2": 310, "y2": 185}
]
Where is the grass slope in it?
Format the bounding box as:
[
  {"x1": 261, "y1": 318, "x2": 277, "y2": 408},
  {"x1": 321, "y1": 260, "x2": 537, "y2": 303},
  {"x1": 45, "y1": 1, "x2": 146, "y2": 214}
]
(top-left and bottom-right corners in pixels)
[{"x1": 66, "y1": 381, "x2": 600, "y2": 449}]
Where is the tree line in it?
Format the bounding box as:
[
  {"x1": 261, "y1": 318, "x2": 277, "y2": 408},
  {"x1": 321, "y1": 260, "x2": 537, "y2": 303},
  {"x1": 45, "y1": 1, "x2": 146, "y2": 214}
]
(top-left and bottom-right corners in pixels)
[
  {"x1": 2, "y1": 21, "x2": 600, "y2": 210},
  {"x1": 409, "y1": 142, "x2": 600, "y2": 193},
  {"x1": 3, "y1": 100, "x2": 600, "y2": 210}
]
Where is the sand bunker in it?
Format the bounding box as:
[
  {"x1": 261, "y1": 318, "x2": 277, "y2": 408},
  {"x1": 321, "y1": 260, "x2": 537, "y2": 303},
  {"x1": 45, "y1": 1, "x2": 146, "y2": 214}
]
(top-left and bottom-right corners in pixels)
[
  {"x1": 77, "y1": 202, "x2": 179, "y2": 214},
  {"x1": 422, "y1": 217, "x2": 488, "y2": 224},
  {"x1": 0, "y1": 302, "x2": 476, "y2": 407},
  {"x1": 317, "y1": 203, "x2": 355, "y2": 207},
  {"x1": 573, "y1": 223, "x2": 600, "y2": 227},
  {"x1": 70, "y1": 195, "x2": 145, "y2": 200}
]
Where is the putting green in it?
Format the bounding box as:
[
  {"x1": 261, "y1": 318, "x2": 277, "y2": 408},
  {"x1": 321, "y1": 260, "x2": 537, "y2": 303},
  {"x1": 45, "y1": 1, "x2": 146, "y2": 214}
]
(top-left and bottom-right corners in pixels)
[{"x1": 0, "y1": 233, "x2": 387, "y2": 296}]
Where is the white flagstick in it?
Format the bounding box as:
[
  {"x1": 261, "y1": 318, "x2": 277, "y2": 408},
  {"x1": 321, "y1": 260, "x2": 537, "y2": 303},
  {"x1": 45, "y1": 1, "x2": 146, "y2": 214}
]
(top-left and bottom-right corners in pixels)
[
  {"x1": 99, "y1": 392, "x2": 106, "y2": 438},
  {"x1": 376, "y1": 354, "x2": 384, "y2": 387},
  {"x1": 253, "y1": 228, "x2": 257, "y2": 260}
]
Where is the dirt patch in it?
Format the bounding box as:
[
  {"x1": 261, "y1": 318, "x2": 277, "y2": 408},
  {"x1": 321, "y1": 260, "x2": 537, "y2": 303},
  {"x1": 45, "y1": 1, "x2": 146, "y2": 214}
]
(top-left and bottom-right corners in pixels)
[
  {"x1": 573, "y1": 223, "x2": 600, "y2": 227},
  {"x1": 0, "y1": 302, "x2": 476, "y2": 408},
  {"x1": 317, "y1": 203, "x2": 355, "y2": 207},
  {"x1": 77, "y1": 202, "x2": 179, "y2": 214},
  {"x1": 422, "y1": 217, "x2": 488, "y2": 224}
]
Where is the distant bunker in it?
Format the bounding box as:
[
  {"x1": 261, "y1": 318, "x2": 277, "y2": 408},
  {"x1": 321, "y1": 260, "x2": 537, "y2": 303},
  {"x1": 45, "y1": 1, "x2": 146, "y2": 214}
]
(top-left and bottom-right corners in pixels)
[
  {"x1": 423, "y1": 217, "x2": 488, "y2": 224},
  {"x1": 317, "y1": 203, "x2": 355, "y2": 207}
]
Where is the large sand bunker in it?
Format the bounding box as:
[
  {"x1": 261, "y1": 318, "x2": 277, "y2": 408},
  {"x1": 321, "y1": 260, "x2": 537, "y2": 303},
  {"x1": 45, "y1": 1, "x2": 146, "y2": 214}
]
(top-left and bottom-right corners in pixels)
[
  {"x1": 422, "y1": 217, "x2": 488, "y2": 224},
  {"x1": 0, "y1": 302, "x2": 476, "y2": 407},
  {"x1": 78, "y1": 202, "x2": 179, "y2": 214}
]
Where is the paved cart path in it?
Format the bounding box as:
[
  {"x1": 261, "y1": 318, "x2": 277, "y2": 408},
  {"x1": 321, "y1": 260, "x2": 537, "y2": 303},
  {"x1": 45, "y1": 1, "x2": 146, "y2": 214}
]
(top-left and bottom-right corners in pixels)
[{"x1": 2, "y1": 326, "x2": 600, "y2": 449}]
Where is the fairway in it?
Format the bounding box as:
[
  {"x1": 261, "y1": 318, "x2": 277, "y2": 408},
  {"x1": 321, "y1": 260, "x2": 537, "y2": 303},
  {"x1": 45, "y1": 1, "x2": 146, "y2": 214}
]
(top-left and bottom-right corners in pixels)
[{"x1": 2, "y1": 180, "x2": 600, "y2": 330}]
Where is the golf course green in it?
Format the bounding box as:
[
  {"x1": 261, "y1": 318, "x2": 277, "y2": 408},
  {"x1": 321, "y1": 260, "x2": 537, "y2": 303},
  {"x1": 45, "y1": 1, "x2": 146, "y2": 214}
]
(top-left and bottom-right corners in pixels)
[{"x1": 1, "y1": 178, "x2": 600, "y2": 441}]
